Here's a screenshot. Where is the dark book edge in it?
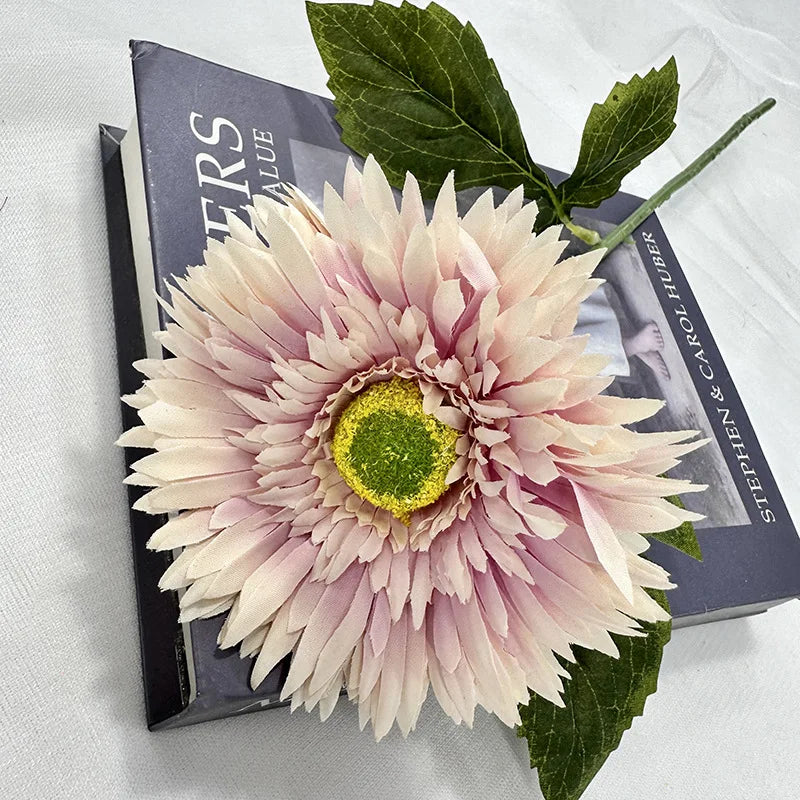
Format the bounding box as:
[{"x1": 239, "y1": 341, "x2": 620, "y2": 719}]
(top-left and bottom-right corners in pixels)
[{"x1": 100, "y1": 123, "x2": 190, "y2": 728}]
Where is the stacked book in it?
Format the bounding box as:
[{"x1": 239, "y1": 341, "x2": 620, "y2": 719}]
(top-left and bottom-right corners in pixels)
[{"x1": 100, "y1": 40, "x2": 800, "y2": 729}]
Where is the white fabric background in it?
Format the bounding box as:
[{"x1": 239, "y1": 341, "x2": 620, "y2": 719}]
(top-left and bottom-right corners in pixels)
[{"x1": 1, "y1": 1, "x2": 799, "y2": 798}]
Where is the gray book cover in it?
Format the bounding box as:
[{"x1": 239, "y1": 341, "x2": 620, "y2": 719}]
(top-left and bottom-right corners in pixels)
[{"x1": 103, "y1": 40, "x2": 800, "y2": 729}]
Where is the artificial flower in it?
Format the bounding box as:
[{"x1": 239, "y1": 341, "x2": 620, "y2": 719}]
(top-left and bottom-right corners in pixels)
[{"x1": 119, "y1": 156, "x2": 703, "y2": 739}]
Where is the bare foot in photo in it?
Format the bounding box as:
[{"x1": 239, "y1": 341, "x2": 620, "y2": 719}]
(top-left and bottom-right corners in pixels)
[
  {"x1": 635, "y1": 350, "x2": 671, "y2": 381},
  {"x1": 623, "y1": 321, "x2": 664, "y2": 358}
]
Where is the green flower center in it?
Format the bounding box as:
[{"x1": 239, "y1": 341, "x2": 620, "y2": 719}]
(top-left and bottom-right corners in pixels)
[{"x1": 331, "y1": 377, "x2": 460, "y2": 524}]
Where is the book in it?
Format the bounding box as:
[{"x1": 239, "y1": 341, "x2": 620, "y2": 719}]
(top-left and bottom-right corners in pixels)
[{"x1": 102, "y1": 40, "x2": 800, "y2": 729}]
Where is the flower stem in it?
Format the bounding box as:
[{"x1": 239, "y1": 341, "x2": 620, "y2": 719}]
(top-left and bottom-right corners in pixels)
[{"x1": 593, "y1": 97, "x2": 776, "y2": 255}]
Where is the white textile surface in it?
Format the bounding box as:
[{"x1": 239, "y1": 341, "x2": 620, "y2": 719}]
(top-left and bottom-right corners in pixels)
[{"x1": 1, "y1": 1, "x2": 799, "y2": 798}]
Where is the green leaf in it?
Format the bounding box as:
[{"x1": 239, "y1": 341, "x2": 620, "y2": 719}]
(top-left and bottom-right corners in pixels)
[
  {"x1": 518, "y1": 590, "x2": 671, "y2": 800},
  {"x1": 306, "y1": 0, "x2": 557, "y2": 203},
  {"x1": 648, "y1": 494, "x2": 703, "y2": 561},
  {"x1": 556, "y1": 57, "x2": 679, "y2": 212}
]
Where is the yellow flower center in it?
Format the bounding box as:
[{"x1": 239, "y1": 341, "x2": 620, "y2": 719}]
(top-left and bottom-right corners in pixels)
[{"x1": 331, "y1": 377, "x2": 460, "y2": 524}]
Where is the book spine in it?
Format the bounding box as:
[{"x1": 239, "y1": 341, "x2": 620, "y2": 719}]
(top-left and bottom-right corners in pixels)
[{"x1": 99, "y1": 124, "x2": 190, "y2": 727}]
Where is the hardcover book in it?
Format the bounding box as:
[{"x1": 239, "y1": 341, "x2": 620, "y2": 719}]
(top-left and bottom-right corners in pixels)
[{"x1": 101, "y1": 40, "x2": 800, "y2": 730}]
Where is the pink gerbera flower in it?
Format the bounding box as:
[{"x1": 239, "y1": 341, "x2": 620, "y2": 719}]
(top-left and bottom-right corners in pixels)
[{"x1": 119, "y1": 156, "x2": 703, "y2": 739}]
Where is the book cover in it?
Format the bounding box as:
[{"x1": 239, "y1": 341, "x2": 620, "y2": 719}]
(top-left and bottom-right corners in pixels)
[{"x1": 104, "y1": 40, "x2": 800, "y2": 728}]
